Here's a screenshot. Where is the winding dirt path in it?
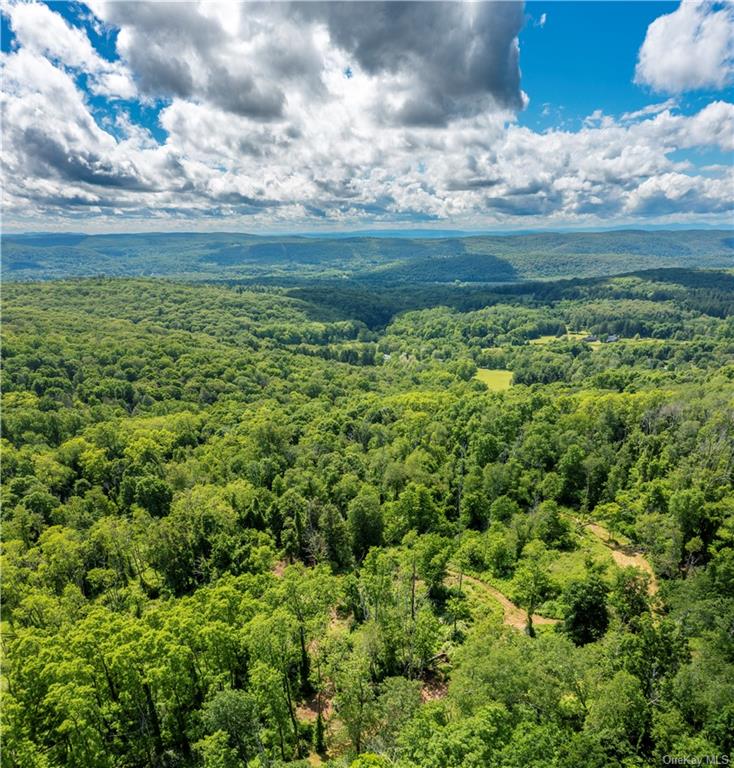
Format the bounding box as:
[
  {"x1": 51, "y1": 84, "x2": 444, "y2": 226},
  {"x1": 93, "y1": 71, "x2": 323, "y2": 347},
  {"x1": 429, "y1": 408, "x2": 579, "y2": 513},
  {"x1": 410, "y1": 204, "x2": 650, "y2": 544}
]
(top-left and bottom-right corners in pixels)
[
  {"x1": 585, "y1": 522, "x2": 658, "y2": 595},
  {"x1": 449, "y1": 570, "x2": 558, "y2": 631}
]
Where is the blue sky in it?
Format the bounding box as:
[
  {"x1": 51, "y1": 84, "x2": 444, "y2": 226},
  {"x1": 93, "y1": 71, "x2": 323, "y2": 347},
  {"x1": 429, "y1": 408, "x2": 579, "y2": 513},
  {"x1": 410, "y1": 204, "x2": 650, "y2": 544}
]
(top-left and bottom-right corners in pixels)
[
  {"x1": 1, "y1": 1, "x2": 732, "y2": 233},
  {"x1": 521, "y1": 2, "x2": 677, "y2": 127},
  {"x1": 521, "y1": 3, "x2": 728, "y2": 126}
]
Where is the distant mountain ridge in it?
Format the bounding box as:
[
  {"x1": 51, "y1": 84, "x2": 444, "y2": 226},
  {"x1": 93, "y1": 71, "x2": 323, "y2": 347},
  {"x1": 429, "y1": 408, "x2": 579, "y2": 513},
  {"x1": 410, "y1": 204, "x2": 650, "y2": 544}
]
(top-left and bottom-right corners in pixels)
[{"x1": 3, "y1": 229, "x2": 733, "y2": 283}]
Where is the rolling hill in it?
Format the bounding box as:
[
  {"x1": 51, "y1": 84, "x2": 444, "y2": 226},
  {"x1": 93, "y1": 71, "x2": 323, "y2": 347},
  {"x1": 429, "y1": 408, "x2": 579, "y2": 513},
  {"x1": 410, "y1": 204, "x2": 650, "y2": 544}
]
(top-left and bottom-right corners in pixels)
[{"x1": 3, "y1": 229, "x2": 733, "y2": 283}]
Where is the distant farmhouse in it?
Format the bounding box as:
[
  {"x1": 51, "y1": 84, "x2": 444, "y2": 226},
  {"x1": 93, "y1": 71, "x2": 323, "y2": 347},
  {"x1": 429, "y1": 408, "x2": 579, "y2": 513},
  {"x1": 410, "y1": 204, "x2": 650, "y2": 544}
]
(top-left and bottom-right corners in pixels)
[{"x1": 581, "y1": 333, "x2": 620, "y2": 343}]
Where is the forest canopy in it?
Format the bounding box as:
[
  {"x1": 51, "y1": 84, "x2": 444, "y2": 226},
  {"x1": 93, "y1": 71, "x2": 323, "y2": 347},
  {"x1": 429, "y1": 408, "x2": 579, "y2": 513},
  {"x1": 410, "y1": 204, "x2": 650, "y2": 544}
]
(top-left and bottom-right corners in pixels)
[{"x1": 2, "y1": 266, "x2": 733, "y2": 768}]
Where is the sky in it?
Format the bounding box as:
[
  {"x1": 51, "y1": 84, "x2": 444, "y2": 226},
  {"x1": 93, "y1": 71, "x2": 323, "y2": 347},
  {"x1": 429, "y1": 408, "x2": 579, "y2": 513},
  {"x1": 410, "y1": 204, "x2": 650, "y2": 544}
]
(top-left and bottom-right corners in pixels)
[{"x1": 1, "y1": 0, "x2": 732, "y2": 234}]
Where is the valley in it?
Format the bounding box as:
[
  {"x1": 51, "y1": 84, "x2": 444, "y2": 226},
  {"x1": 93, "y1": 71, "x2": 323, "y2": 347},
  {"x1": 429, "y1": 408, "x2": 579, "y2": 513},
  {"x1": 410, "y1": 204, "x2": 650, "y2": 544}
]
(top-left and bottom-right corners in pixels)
[{"x1": 2, "y1": 263, "x2": 733, "y2": 767}]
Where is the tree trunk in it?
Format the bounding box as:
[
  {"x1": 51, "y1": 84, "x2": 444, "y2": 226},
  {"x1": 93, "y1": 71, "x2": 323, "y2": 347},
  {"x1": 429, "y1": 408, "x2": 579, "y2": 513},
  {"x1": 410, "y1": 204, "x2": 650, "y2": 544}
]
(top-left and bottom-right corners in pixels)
[
  {"x1": 142, "y1": 681, "x2": 164, "y2": 764},
  {"x1": 283, "y1": 675, "x2": 303, "y2": 758},
  {"x1": 299, "y1": 625, "x2": 313, "y2": 696}
]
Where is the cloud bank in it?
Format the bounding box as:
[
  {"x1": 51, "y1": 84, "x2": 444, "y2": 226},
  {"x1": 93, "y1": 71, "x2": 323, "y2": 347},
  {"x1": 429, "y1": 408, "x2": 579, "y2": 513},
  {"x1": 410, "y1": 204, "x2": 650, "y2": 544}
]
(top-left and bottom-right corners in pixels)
[{"x1": 1, "y1": 0, "x2": 732, "y2": 231}]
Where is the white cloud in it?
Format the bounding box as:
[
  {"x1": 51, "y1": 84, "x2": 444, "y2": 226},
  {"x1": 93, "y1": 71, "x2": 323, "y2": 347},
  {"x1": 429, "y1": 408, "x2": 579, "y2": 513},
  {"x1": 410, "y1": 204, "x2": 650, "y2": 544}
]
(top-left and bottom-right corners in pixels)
[
  {"x1": 635, "y1": 1, "x2": 734, "y2": 93},
  {"x1": 1, "y1": 1, "x2": 732, "y2": 231},
  {"x1": 621, "y1": 98, "x2": 678, "y2": 122},
  {"x1": 87, "y1": 1, "x2": 525, "y2": 126},
  {"x1": 625, "y1": 170, "x2": 734, "y2": 216},
  {"x1": 4, "y1": 0, "x2": 135, "y2": 99},
  {"x1": 583, "y1": 109, "x2": 613, "y2": 128}
]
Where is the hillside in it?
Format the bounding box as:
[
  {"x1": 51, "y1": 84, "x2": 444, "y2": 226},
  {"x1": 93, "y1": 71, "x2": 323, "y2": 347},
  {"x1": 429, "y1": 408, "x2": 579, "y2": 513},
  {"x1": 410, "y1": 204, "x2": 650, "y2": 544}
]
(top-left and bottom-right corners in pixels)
[
  {"x1": 2, "y1": 270, "x2": 733, "y2": 767},
  {"x1": 3, "y1": 229, "x2": 733, "y2": 283}
]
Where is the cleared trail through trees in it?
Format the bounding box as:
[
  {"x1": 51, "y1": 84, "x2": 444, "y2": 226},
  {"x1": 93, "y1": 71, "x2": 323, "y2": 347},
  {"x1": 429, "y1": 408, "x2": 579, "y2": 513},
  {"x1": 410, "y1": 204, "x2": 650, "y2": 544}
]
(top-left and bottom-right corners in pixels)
[
  {"x1": 449, "y1": 570, "x2": 558, "y2": 631},
  {"x1": 585, "y1": 522, "x2": 658, "y2": 595}
]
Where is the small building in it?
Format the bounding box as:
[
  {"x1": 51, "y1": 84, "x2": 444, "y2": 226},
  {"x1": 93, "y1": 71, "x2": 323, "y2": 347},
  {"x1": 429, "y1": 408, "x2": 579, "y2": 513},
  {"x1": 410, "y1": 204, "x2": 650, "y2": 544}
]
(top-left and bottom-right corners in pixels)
[
  {"x1": 604, "y1": 334, "x2": 620, "y2": 343},
  {"x1": 582, "y1": 334, "x2": 598, "y2": 343}
]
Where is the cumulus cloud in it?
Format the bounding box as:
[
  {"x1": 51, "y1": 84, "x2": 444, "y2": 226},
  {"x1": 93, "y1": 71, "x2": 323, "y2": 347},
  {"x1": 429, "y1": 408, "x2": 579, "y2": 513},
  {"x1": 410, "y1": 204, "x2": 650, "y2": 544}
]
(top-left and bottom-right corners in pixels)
[
  {"x1": 626, "y1": 171, "x2": 734, "y2": 216},
  {"x1": 87, "y1": 1, "x2": 312, "y2": 119},
  {"x1": 298, "y1": 1, "x2": 526, "y2": 125},
  {"x1": 3, "y1": 0, "x2": 135, "y2": 98},
  {"x1": 84, "y1": 1, "x2": 526, "y2": 125},
  {"x1": 635, "y1": 1, "x2": 734, "y2": 93},
  {"x1": 1, "y1": 0, "x2": 732, "y2": 230}
]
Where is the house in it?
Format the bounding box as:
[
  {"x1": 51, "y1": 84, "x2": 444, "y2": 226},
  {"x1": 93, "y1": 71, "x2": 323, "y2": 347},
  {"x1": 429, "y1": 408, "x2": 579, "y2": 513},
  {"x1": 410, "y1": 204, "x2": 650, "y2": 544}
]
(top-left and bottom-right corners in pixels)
[
  {"x1": 604, "y1": 334, "x2": 620, "y2": 343},
  {"x1": 582, "y1": 334, "x2": 598, "y2": 343}
]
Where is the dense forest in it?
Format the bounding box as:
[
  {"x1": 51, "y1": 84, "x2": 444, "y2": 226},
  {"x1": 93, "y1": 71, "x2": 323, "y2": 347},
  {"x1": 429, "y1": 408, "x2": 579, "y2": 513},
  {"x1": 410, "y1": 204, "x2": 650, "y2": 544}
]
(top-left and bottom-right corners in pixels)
[
  {"x1": 3, "y1": 229, "x2": 733, "y2": 283},
  {"x1": 2, "y1": 265, "x2": 733, "y2": 767}
]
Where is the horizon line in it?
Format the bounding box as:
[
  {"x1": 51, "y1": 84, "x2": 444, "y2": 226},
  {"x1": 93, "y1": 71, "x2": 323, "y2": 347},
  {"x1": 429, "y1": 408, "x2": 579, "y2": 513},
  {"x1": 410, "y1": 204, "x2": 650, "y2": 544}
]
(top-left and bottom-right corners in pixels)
[{"x1": 4, "y1": 224, "x2": 734, "y2": 239}]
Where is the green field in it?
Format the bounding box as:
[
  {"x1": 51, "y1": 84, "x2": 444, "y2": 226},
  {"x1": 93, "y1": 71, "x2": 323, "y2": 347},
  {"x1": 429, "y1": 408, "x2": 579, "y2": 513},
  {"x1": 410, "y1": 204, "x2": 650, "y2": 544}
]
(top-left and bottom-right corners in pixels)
[
  {"x1": 528, "y1": 334, "x2": 564, "y2": 345},
  {"x1": 474, "y1": 368, "x2": 513, "y2": 389},
  {"x1": 529, "y1": 331, "x2": 591, "y2": 345}
]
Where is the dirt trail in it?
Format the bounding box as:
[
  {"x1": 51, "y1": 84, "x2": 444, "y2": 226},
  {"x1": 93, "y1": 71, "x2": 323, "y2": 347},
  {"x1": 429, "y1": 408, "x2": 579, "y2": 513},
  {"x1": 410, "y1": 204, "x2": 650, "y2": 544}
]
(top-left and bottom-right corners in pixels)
[
  {"x1": 449, "y1": 571, "x2": 558, "y2": 631},
  {"x1": 585, "y1": 522, "x2": 658, "y2": 595}
]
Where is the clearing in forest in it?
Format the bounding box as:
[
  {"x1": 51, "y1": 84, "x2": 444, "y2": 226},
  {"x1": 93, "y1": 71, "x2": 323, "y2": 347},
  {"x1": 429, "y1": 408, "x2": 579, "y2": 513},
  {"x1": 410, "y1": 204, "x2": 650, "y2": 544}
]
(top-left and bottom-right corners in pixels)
[
  {"x1": 528, "y1": 330, "x2": 590, "y2": 345},
  {"x1": 448, "y1": 570, "x2": 558, "y2": 631},
  {"x1": 474, "y1": 368, "x2": 513, "y2": 390},
  {"x1": 585, "y1": 522, "x2": 658, "y2": 594}
]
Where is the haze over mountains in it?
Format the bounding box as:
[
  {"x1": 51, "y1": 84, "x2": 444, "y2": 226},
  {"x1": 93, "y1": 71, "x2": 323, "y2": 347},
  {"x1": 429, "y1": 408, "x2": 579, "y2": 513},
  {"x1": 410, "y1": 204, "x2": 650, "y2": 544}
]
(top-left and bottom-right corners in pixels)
[{"x1": 3, "y1": 229, "x2": 733, "y2": 284}]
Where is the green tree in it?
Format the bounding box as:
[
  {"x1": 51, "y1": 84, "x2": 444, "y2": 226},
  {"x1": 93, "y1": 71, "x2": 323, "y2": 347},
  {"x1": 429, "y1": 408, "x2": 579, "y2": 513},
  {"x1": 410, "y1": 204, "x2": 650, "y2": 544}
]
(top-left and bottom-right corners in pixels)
[
  {"x1": 609, "y1": 566, "x2": 649, "y2": 625},
  {"x1": 332, "y1": 648, "x2": 377, "y2": 755},
  {"x1": 532, "y1": 500, "x2": 572, "y2": 549},
  {"x1": 279, "y1": 564, "x2": 337, "y2": 696},
  {"x1": 561, "y1": 571, "x2": 609, "y2": 646},
  {"x1": 320, "y1": 503, "x2": 354, "y2": 571},
  {"x1": 413, "y1": 534, "x2": 452, "y2": 599},
  {"x1": 194, "y1": 731, "x2": 241, "y2": 768},
  {"x1": 201, "y1": 689, "x2": 260, "y2": 763},
  {"x1": 511, "y1": 541, "x2": 551, "y2": 637},
  {"x1": 585, "y1": 671, "x2": 648, "y2": 756},
  {"x1": 348, "y1": 487, "x2": 383, "y2": 562}
]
